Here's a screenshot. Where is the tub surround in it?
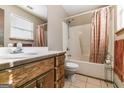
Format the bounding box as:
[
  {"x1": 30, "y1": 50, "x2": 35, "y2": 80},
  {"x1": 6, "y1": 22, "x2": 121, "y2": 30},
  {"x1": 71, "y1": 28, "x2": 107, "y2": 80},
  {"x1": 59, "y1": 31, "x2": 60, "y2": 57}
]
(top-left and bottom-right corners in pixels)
[{"x1": 0, "y1": 47, "x2": 65, "y2": 88}]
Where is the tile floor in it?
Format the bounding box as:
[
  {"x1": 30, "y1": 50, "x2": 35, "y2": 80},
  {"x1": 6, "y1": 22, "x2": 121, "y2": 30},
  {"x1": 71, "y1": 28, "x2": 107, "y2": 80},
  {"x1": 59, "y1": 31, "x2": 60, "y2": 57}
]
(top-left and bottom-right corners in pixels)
[{"x1": 64, "y1": 74, "x2": 114, "y2": 88}]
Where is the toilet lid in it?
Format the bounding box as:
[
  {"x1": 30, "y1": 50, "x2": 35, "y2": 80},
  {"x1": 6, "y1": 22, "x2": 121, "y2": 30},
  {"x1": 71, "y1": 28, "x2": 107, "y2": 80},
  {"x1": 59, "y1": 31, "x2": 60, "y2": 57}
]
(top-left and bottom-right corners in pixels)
[{"x1": 66, "y1": 62, "x2": 79, "y2": 68}]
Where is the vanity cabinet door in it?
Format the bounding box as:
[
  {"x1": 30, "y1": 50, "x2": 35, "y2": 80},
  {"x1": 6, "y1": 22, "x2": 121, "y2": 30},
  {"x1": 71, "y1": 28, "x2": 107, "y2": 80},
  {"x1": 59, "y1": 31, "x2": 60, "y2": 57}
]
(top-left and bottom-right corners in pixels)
[
  {"x1": 11, "y1": 58, "x2": 54, "y2": 87},
  {"x1": 37, "y1": 70, "x2": 54, "y2": 88}
]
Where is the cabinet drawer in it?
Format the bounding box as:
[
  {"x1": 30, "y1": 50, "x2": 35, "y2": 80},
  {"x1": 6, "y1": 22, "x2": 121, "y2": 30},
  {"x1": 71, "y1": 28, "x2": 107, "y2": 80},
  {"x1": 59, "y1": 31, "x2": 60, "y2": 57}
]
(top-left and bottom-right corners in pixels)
[
  {"x1": 55, "y1": 65, "x2": 64, "y2": 81},
  {"x1": 0, "y1": 58, "x2": 54, "y2": 87},
  {"x1": 55, "y1": 76, "x2": 64, "y2": 88},
  {"x1": 55, "y1": 55, "x2": 65, "y2": 66},
  {"x1": 37, "y1": 70, "x2": 54, "y2": 88}
]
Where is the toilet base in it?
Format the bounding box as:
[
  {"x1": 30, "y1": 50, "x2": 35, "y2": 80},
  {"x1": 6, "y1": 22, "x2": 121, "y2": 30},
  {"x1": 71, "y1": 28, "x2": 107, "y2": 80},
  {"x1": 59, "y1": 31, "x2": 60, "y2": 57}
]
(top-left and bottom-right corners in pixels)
[{"x1": 65, "y1": 69, "x2": 76, "y2": 81}]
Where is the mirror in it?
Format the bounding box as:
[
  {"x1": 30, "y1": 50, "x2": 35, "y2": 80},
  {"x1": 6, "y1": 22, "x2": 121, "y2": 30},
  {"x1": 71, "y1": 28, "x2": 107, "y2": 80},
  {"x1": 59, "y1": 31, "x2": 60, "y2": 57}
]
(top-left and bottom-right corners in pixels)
[{"x1": 0, "y1": 5, "x2": 47, "y2": 47}]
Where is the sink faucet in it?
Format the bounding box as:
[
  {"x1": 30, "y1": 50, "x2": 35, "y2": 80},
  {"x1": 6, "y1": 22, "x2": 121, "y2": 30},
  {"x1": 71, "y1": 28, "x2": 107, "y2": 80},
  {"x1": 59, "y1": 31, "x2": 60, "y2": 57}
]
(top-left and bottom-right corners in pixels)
[
  {"x1": 8, "y1": 42, "x2": 23, "y2": 54},
  {"x1": 13, "y1": 42, "x2": 23, "y2": 53}
]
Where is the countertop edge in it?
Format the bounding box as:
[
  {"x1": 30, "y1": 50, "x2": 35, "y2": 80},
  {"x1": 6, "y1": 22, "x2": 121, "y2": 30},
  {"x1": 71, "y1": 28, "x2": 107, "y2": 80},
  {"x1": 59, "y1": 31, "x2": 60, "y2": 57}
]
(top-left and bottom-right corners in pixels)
[{"x1": 0, "y1": 51, "x2": 66, "y2": 71}]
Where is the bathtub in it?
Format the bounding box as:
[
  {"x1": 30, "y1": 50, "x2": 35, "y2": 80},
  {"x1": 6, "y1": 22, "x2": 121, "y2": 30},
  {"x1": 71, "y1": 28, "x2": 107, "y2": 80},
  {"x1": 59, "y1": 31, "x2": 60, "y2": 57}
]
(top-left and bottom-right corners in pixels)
[{"x1": 65, "y1": 59, "x2": 113, "y2": 81}]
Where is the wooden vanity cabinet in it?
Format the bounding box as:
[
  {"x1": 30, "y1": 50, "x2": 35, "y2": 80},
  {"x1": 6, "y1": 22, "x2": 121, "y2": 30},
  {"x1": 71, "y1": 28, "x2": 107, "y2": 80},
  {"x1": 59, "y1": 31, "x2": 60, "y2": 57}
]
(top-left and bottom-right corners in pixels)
[
  {"x1": 23, "y1": 81, "x2": 36, "y2": 88},
  {"x1": 0, "y1": 53, "x2": 65, "y2": 88},
  {"x1": 55, "y1": 76, "x2": 64, "y2": 88},
  {"x1": 22, "y1": 70, "x2": 54, "y2": 88},
  {"x1": 54, "y1": 55, "x2": 65, "y2": 88},
  {"x1": 0, "y1": 57, "x2": 54, "y2": 88},
  {"x1": 37, "y1": 70, "x2": 54, "y2": 88}
]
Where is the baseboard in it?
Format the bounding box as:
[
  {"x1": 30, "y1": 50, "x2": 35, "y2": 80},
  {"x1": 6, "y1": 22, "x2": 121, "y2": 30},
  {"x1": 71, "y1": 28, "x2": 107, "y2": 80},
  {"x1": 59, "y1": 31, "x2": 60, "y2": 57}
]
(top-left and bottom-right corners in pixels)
[{"x1": 76, "y1": 73, "x2": 114, "y2": 83}]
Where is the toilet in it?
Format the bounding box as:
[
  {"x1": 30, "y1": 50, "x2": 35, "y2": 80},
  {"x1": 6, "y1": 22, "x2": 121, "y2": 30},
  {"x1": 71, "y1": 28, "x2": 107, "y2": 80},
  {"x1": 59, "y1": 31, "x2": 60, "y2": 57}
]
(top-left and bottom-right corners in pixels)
[{"x1": 65, "y1": 62, "x2": 79, "y2": 80}]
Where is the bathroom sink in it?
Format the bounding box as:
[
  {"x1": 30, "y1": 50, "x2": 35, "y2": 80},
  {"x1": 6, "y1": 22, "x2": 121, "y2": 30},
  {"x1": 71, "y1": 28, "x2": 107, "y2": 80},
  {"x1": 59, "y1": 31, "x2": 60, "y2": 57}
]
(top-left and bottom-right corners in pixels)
[
  {"x1": 24, "y1": 52, "x2": 39, "y2": 55},
  {"x1": 0, "y1": 51, "x2": 40, "y2": 59},
  {"x1": 0, "y1": 54, "x2": 27, "y2": 59}
]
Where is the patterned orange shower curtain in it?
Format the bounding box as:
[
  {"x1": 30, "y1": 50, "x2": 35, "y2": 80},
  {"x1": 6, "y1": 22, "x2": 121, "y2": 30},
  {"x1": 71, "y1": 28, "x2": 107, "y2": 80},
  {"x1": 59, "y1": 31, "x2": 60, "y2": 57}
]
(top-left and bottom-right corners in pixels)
[
  {"x1": 90, "y1": 7, "x2": 111, "y2": 64},
  {"x1": 37, "y1": 25, "x2": 45, "y2": 46}
]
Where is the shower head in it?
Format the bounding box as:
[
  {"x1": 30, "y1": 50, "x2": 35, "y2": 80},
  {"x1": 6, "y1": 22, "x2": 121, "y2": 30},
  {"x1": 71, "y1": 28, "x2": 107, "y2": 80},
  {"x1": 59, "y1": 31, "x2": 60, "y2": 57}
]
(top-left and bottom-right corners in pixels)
[{"x1": 67, "y1": 19, "x2": 74, "y2": 24}]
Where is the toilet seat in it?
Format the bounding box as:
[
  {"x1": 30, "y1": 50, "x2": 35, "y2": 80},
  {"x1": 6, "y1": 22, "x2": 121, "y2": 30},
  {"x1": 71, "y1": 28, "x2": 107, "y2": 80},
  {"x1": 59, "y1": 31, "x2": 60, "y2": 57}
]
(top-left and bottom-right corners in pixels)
[{"x1": 65, "y1": 62, "x2": 79, "y2": 69}]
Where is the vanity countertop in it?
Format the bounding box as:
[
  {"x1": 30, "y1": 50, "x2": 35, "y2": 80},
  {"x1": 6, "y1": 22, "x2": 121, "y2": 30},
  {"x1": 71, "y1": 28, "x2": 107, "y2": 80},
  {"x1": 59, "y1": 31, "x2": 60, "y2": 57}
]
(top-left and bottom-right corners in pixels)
[{"x1": 0, "y1": 51, "x2": 65, "y2": 71}]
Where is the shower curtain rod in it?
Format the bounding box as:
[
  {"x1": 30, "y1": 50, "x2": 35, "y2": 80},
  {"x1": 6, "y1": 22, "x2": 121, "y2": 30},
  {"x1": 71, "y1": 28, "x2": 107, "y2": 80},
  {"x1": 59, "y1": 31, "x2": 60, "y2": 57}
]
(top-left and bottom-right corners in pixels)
[{"x1": 63, "y1": 5, "x2": 114, "y2": 21}]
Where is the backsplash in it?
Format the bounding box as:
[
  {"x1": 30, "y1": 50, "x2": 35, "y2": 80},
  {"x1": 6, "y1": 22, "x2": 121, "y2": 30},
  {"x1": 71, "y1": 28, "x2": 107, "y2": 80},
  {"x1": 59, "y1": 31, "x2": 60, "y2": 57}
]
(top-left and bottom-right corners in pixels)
[{"x1": 0, "y1": 47, "x2": 48, "y2": 54}]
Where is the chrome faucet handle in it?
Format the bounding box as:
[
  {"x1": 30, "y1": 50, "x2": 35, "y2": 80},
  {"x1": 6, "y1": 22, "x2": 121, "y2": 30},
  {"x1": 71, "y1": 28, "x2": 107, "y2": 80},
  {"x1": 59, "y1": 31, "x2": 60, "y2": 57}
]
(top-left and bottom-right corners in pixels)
[
  {"x1": 17, "y1": 42, "x2": 22, "y2": 49},
  {"x1": 9, "y1": 42, "x2": 23, "y2": 54}
]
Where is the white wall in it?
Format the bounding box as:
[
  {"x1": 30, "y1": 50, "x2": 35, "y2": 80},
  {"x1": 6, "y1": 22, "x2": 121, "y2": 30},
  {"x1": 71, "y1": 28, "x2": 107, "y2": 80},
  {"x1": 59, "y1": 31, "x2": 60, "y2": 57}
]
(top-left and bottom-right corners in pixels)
[
  {"x1": 47, "y1": 5, "x2": 68, "y2": 51},
  {"x1": 69, "y1": 24, "x2": 91, "y2": 61},
  {"x1": 62, "y1": 22, "x2": 68, "y2": 51}
]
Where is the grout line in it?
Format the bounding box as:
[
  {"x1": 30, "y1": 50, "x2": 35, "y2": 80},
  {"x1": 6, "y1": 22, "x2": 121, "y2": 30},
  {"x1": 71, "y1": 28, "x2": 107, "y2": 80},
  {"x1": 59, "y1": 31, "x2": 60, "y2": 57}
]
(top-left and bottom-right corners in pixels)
[
  {"x1": 76, "y1": 74, "x2": 88, "y2": 88},
  {"x1": 106, "y1": 82, "x2": 109, "y2": 87},
  {"x1": 85, "y1": 76, "x2": 102, "y2": 87},
  {"x1": 76, "y1": 74, "x2": 89, "y2": 83},
  {"x1": 69, "y1": 85, "x2": 80, "y2": 88},
  {"x1": 85, "y1": 76, "x2": 88, "y2": 88},
  {"x1": 100, "y1": 80, "x2": 102, "y2": 88},
  {"x1": 86, "y1": 80, "x2": 101, "y2": 86},
  {"x1": 72, "y1": 74, "x2": 88, "y2": 88}
]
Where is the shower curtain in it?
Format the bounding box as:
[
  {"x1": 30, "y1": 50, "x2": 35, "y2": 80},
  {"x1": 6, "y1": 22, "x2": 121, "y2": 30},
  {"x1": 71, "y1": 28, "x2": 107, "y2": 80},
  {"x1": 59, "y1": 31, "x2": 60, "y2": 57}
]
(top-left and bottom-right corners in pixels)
[
  {"x1": 37, "y1": 25, "x2": 45, "y2": 46},
  {"x1": 90, "y1": 7, "x2": 111, "y2": 64}
]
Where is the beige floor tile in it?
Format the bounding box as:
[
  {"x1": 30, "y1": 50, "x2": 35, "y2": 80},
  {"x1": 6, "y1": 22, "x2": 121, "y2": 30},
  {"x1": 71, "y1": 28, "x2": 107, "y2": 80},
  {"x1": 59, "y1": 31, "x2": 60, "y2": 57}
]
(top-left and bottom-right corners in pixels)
[
  {"x1": 64, "y1": 84, "x2": 70, "y2": 88},
  {"x1": 86, "y1": 83, "x2": 101, "y2": 88},
  {"x1": 71, "y1": 80, "x2": 86, "y2": 88},
  {"x1": 87, "y1": 77, "x2": 101, "y2": 86},
  {"x1": 73, "y1": 74, "x2": 87, "y2": 82},
  {"x1": 64, "y1": 74, "x2": 114, "y2": 88},
  {"x1": 64, "y1": 81, "x2": 71, "y2": 88},
  {"x1": 69, "y1": 85, "x2": 79, "y2": 88},
  {"x1": 106, "y1": 82, "x2": 114, "y2": 88},
  {"x1": 101, "y1": 81, "x2": 108, "y2": 88},
  {"x1": 73, "y1": 74, "x2": 77, "y2": 77}
]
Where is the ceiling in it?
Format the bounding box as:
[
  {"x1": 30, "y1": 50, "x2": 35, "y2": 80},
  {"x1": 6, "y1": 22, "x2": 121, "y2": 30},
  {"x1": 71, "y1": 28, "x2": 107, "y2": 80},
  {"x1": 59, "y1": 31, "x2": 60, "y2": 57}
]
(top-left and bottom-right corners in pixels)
[
  {"x1": 63, "y1": 5, "x2": 107, "y2": 26},
  {"x1": 62, "y1": 5, "x2": 104, "y2": 16},
  {"x1": 17, "y1": 5, "x2": 47, "y2": 21},
  {"x1": 67, "y1": 13, "x2": 92, "y2": 26},
  {"x1": 17, "y1": 5, "x2": 106, "y2": 23}
]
